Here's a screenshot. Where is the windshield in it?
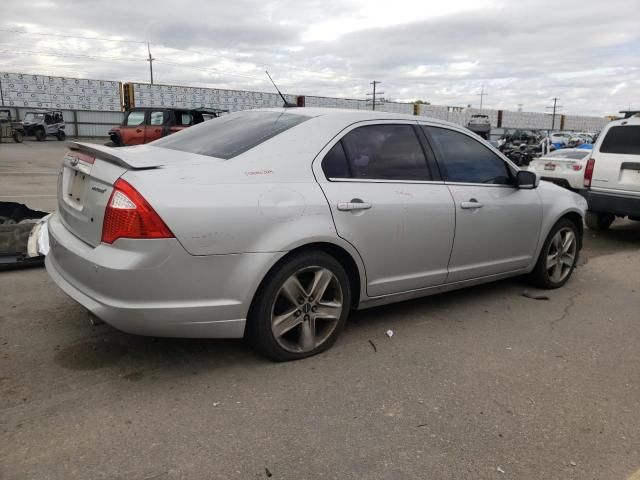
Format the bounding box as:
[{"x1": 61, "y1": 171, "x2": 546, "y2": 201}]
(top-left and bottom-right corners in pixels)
[
  {"x1": 152, "y1": 110, "x2": 311, "y2": 159},
  {"x1": 24, "y1": 113, "x2": 44, "y2": 122},
  {"x1": 545, "y1": 150, "x2": 590, "y2": 160}
]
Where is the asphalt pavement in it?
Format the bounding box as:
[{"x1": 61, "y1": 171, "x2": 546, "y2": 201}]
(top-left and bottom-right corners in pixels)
[{"x1": 1, "y1": 140, "x2": 639, "y2": 480}]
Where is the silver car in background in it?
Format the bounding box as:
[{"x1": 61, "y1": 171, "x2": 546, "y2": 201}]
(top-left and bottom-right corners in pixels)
[{"x1": 46, "y1": 108, "x2": 587, "y2": 360}]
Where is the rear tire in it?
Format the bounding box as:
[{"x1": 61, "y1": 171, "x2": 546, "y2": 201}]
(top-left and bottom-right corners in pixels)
[
  {"x1": 13, "y1": 131, "x2": 23, "y2": 143},
  {"x1": 585, "y1": 211, "x2": 614, "y2": 230},
  {"x1": 35, "y1": 129, "x2": 46, "y2": 142},
  {"x1": 531, "y1": 219, "x2": 580, "y2": 289},
  {"x1": 56, "y1": 131, "x2": 66, "y2": 141},
  {"x1": 247, "y1": 251, "x2": 351, "y2": 361}
]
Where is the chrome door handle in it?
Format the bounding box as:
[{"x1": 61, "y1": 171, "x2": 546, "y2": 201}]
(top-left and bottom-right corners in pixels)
[
  {"x1": 460, "y1": 200, "x2": 483, "y2": 210},
  {"x1": 337, "y1": 201, "x2": 372, "y2": 211}
]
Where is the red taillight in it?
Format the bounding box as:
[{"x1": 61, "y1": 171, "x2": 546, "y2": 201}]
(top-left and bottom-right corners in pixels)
[
  {"x1": 101, "y1": 179, "x2": 174, "y2": 244},
  {"x1": 584, "y1": 158, "x2": 595, "y2": 188}
]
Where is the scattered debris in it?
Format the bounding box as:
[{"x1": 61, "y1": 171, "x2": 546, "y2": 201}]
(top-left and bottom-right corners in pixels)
[
  {"x1": 386, "y1": 329, "x2": 394, "y2": 338},
  {"x1": 0, "y1": 202, "x2": 50, "y2": 270},
  {"x1": 521, "y1": 290, "x2": 550, "y2": 301},
  {"x1": 570, "y1": 461, "x2": 577, "y2": 467},
  {"x1": 368, "y1": 339, "x2": 377, "y2": 352},
  {"x1": 497, "y1": 466, "x2": 505, "y2": 474},
  {"x1": 416, "y1": 423, "x2": 428, "y2": 428},
  {"x1": 265, "y1": 467, "x2": 273, "y2": 478},
  {"x1": 505, "y1": 347, "x2": 512, "y2": 350},
  {"x1": 213, "y1": 402, "x2": 220, "y2": 407}
]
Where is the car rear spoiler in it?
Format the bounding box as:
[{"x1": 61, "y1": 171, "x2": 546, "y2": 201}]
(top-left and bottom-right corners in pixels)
[{"x1": 68, "y1": 142, "x2": 159, "y2": 170}]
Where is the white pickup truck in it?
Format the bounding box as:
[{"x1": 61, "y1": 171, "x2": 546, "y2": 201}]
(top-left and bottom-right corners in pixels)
[{"x1": 580, "y1": 112, "x2": 640, "y2": 230}]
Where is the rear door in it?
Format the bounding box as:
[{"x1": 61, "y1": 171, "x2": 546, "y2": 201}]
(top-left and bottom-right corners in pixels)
[
  {"x1": 422, "y1": 125, "x2": 542, "y2": 282},
  {"x1": 120, "y1": 110, "x2": 146, "y2": 145},
  {"x1": 591, "y1": 123, "x2": 640, "y2": 196},
  {"x1": 314, "y1": 121, "x2": 456, "y2": 297},
  {"x1": 144, "y1": 110, "x2": 169, "y2": 143}
]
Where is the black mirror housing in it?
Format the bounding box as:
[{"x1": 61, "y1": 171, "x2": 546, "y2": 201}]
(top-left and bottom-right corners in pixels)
[{"x1": 516, "y1": 170, "x2": 539, "y2": 189}]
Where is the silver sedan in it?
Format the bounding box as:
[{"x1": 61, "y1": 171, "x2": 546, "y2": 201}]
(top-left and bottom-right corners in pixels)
[{"x1": 45, "y1": 108, "x2": 587, "y2": 360}]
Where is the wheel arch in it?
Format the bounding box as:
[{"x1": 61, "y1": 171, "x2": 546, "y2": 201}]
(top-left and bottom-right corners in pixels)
[{"x1": 249, "y1": 241, "x2": 365, "y2": 315}]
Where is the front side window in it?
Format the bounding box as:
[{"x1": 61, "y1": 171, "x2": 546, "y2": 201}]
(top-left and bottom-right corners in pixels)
[
  {"x1": 425, "y1": 126, "x2": 512, "y2": 185},
  {"x1": 149, "y1": 111, "x2": 165, "y2": 126},
  {"x1": 152, "y1": 110, "x2": 310, "y2": 159},
  {"x1": 600, "y1": 126, "x2": 640, "y2": 155},
  {"x1": 338, "y1": 124, "x2": 431, "y2": 180},
  {"x1": 126, "y1": 111, "x2": 145, "y2": 126}
]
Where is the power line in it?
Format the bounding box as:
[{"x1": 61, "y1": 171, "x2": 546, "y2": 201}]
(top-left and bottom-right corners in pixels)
[
  {"x1": 477, "y1": 84, "x2": 488, "y2": 109},
  {"x1": 0, "y1": 48, "x2": 142, "y2": 62},
  {"x1": 366, "y1": 80, "x2": 384, "y2": 111},
  {"x1": 0, "y1": 28, "x2": 148, "y2": 44},
  {"x1": 546, "y1": 97, "x2": 563, "y2": 131},
  {"x1": 146, "y1": 43, "x2": 155, "y2": 85}
]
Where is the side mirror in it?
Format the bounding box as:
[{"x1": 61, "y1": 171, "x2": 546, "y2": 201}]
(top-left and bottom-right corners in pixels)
[{"x1": 516, "y1": 170, "x2": 539, "y2": 189}]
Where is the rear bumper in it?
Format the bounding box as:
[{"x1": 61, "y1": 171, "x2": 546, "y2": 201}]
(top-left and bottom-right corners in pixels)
[
  {"x1": 45, "y1": 212, "x2": 282, "y2": 338},
  {"x1": 579, "y1": 189, "x2": 640, "y2": 217}
]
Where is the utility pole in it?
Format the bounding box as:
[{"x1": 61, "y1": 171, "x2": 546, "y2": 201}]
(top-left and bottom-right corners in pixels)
[
  {"x1": 546, "y1": 97, "x2": 563, "y2": 131},
  {"x1": 366, "y1": 81, "x2": 384, "y2": 111},
  {"x1": 146, "y1": 42, "x2": 155, "y2": 84},
  {"x1": 517, "y1": 103, "x2": 523, "y2": 112},
  {"x1": 477, "y1": 85, "x2": 488, "y2": 110}
]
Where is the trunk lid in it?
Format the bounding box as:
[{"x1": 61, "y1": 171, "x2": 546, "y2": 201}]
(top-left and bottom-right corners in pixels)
[{"x1": 57, "y1": 142, "x2": 197, "y2": 246}]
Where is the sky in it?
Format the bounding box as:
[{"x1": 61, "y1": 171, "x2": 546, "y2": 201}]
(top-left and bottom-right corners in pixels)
[{"x1": 1, "y1": 0, "x2": 638, "y2": 116}]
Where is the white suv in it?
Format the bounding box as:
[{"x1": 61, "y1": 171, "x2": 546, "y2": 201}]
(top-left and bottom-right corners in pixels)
[{"x1": 581, "y1": 113, "x2": 640, "y2": 229}]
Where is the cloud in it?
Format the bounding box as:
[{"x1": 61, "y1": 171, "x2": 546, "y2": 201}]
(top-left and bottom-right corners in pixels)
[{"x1": 1, "y1": 0, "x2": 638, "y2": 115}]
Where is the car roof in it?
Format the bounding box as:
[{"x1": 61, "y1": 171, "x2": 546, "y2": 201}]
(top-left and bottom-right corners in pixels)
[
  {"x1": 246, "y1": 107, "x2": 464, "y2": 129},
  {"x1": 606, "y1": 115, "x2": 640, "y2": 127}
]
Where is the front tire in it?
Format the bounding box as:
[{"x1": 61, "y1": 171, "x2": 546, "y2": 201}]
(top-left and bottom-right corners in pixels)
[
  {"x1": 247, "y1": 251, "x2": 351, "y2": 361},
  {"x1": 13, "y1": 131, "x2": 23, "y2": 143},
  {"x1": 531, "y1": 219, "x2": 580, "y2": 289},
  {"x1": 35, "y1": 128, "x2": 46, "y2": 141},
  {"x1": 56, "y1": 131, "x2": 66, "y2": 141},
  {"x1": 585, "y1": 211, "x2": 614, "y2": 231}
]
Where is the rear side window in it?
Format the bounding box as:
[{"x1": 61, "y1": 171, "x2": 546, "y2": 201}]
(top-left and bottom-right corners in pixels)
[
  {"x1": 126, "y1": 111, "x2": 145, "y2": 126},
  {"x1": 152, "y1": 111, "x2": 310, "y2": 159},
  {"x1": 425, "y1": 126, "x2": 512, "y2": 185},
  {"x1": 600, "y1": 126, "x2": 640, "y2": 155},
  {"x1": 338, "y1": 124, "x2": 431, "y2": 180},
  {"x1": 322, "y1": 142, "x2": 351, "y2": 178}
]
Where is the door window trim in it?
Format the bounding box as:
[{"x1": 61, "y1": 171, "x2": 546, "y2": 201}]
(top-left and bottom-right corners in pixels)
[{"x1": 420, "y1": 124, "x2": 518, "y2": 187}]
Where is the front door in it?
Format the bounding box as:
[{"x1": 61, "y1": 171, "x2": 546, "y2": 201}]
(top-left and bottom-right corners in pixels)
[
  {"x1": 422, "y1": 125, "x2": 542, "y2": 282},
  {"x1": 314, "y1": 122, "x2": 456, "y2": 297}
]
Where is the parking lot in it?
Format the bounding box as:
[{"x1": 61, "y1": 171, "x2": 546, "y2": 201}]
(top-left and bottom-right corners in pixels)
[{"x1": 1, "y1": 140, "x2": 640, "y2": 480}]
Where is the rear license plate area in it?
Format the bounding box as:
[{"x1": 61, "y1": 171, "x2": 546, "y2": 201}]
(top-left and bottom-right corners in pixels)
[
  {"x1": 63, "y1": 167, "x2": 89, "y2": 209},
  {"x1": 544, "y1": 163, "x2": 556, "y2": 171}
]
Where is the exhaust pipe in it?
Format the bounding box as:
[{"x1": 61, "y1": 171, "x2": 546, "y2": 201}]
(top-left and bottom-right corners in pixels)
[{"x1": 88, "y1": 312, "x2": 105, "y2": 326}]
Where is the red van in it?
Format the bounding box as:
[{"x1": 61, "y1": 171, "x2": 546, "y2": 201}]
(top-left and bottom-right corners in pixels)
[{"x1": 108, "y1": 107, "x2": 224, "y2": 146}]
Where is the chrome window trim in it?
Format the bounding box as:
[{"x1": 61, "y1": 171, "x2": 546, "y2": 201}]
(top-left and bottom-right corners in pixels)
[{"x1": 325, "y1": 178, "x2": 445, "y2": 185}]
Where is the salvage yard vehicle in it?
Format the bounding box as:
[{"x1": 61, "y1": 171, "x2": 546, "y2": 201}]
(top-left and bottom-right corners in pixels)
[
  {"x1": 528, "y1": 148, "x2": 591, "y2": 190},
  {"x1": 0, "y1": 109, "x2": 25, "y2": 143},
  {"x1": 44, "y1": 108, "x2": 587, "y2": 361},
  {"x1": 466, "y1": 114, "x2": 491, "y2": 139},
  {"x1": 580, "y1": 112, "x2": 640, "y2": 230},
  {"x1": 21, "y1": 110, "x2": 66, "y2": 141},
  {"x1": 108, "y1": 107, "x2": 226, "y2": 146}
]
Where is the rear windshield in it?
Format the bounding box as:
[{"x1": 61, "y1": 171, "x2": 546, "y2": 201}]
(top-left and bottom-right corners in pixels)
[
  {"x1": 546, "y1": 150, "x2": 589, "y2": 160},
  {"x1": 152, "y1": 110, "x2": 310, "y2": 159},
  {"x1": 600, "y1": 126, "x2": 640, "y2": 155}
]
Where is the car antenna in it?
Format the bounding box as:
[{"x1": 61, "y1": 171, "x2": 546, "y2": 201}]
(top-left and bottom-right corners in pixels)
[{"x1": 265, "y1": 71, "x2": 296, "y2": 108}]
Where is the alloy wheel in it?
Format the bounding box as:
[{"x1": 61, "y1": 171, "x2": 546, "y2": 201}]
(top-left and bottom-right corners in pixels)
[
  {"x1": 546, "y1": 227, "x2": 577, "y2": 283},
  {"x1": 270, "y1": 266, "x2": 343, "y2": 353}
]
